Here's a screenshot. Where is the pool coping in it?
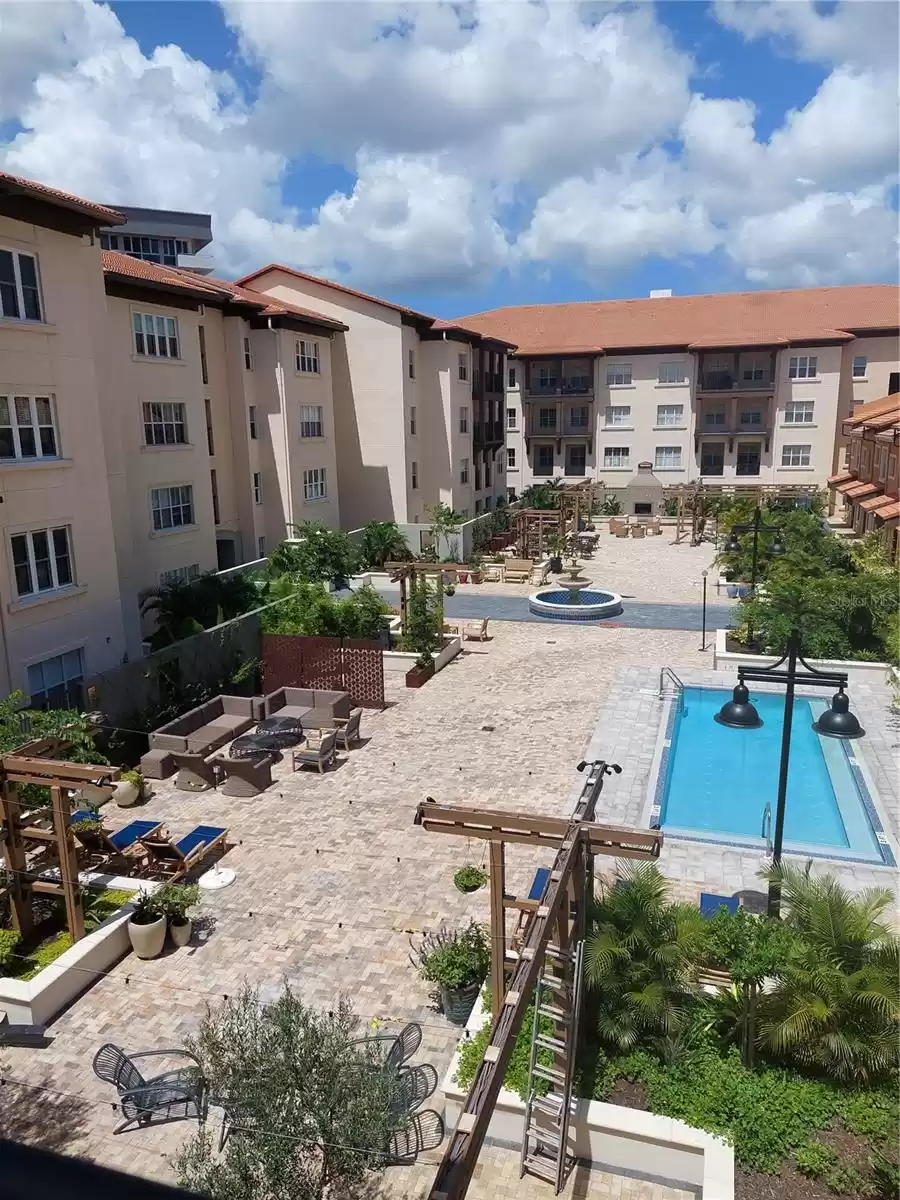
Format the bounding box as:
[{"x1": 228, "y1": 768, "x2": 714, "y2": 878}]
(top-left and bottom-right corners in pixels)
[{"x1": 643, "y1": 679, "x2": 897, "y2": 870}]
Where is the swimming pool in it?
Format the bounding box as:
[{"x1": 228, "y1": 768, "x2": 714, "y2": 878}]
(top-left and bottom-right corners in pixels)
[{"x1": 656, "y1": 687, "x2": 891, "y2": 864}]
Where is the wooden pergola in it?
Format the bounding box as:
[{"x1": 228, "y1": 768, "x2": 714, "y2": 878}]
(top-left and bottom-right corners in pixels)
[
  {"x1": 557, "y1": 481, "x2": 599, "y2": 531},
  {"x1": 0, "y1": 739, "x2": 119, "y2": 943},
  {"x1": 513, "y1": 508, "x2": 564, "y2": 560},
  {"x1": 385, "y1": 561, "x2": 460, "y2": 636},
  {"x1": 669, "y1": 482, "x2": 823, "y2": 545}
]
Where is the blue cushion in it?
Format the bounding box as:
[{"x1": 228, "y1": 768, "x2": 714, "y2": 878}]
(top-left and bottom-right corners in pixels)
[
  {"x1": 699, "y1": 893, "x2": 739, "y2": 918},
  {"x1": 108, "y1": 820, "x2": 160, "y2": 851},
  {"x1": 528, "y1": 867, "x2": 551, "y2": 901},
  {"x1": 71, "y1": 811, "x2": 97, "y2": 824},
  {"x1": 176, "y1": 825, "x2": 226, "y2": 858}
]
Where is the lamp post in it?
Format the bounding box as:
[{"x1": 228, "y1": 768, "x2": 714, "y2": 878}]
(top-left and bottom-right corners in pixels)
[
  {"x1": 724, "y1": 507, "x2": 785, "y2": 645},
  {"x1": 714, "y1": 630, "x2": 864, "y2": 918},
  {"x1": 699, "y1": 569, "x2": 709, "y2": 652}
]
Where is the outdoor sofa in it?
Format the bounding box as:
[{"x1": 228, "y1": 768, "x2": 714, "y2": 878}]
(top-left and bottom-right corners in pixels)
[
  {"x1": 142, "y1": 695, "x2": 265, "y2": 775},
  {"x1": 262, "y1": 687, "x2": 351, "y2": 729}
]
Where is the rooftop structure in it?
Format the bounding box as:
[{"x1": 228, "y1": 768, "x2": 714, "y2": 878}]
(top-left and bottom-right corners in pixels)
[{"x1": 99, "y1": 204, "x2": 215, "y2": 274}]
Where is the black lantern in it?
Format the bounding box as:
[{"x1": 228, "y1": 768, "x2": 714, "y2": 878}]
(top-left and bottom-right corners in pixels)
[
  {"x1": 812, "y1": 688, "x2": 865, "y2": 739},
  {"x1": 724, "y1": 531, "x2": 742, "y2": 555},
  {"x1": 770, "y1": 533, "x2": 785, "y2": 556},
  {"x1": 714, "y1": 683, "x2": 762, "y2": 729}
]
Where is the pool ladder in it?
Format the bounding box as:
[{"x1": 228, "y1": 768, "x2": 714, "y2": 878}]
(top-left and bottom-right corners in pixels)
[
  {"x1": 658, "y1": 666, "x2": 686, "y2": 715},
  {"x1": 761, "y1": 803, "x2": 773, "y2": 855}
]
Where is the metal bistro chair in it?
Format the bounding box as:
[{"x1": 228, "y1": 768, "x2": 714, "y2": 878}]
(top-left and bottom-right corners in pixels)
[
  {"x1": 385, "y1": 1109, "x2": 445, "y2": 1165},
  {"x1": 93, "y1": 1043, "x2": 207, "y2": 1134},
  {"x1": 395, "y1": 1063, "x2": 438, "y2": 1115}
]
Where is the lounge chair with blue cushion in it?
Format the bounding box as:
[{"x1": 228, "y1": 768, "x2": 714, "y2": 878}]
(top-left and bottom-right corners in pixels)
[
  {"x1": 699, "y1": 892, "x2": 739, "y2": 919},
  {"x1": 137, "y1": 824, "x2": 228, "y2": 881},
  {"x1": 512, "y1": 866, "x2": 552, "y2": 948},
  {"x1": 71, "y1": 812, "x2": 164, "y2": 869}
]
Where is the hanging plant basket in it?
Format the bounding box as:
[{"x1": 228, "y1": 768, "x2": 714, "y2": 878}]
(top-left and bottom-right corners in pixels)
[{"x1": 453, "y1": 865, "x2": 487, "y2": 893}]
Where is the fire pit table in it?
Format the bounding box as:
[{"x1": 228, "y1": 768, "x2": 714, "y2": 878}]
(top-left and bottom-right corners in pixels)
[{"x1": 230, "y1": 716, "x2": 304, "y2": 757}]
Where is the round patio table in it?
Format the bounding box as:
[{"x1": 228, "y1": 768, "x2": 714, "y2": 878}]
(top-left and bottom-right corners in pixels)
[{"x1": 229, "y1": 733, "x2": 277, "y2": 759}]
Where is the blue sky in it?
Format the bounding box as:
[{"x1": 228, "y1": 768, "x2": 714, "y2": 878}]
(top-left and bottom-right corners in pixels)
[{"x1": 1, "y1": 1, "x2": 897, "y2": 317}]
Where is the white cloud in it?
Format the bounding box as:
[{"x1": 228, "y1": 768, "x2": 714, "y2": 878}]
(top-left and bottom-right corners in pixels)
[{"x1": 712, "y1": 0, "x2": 898, "y2": 71}]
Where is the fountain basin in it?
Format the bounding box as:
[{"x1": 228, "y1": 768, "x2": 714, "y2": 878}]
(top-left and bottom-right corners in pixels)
[{"x1": 529, "y1": 586, "x2": 624, "y2": 621}]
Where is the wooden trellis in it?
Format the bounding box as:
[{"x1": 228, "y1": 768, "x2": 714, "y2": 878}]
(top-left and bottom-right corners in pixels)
[
  {"x1": 385, "y1": 562, "x2": 458, "y2": 635},
  {"x1": 513, "y1": 508, "x2": 564, "y2": 559},
  {"x1": 670, "y1": 482, "x2": 824, "y2": 545},
  {"x1": 0, "y1": 740, "x2": 119, "y2": 943}
]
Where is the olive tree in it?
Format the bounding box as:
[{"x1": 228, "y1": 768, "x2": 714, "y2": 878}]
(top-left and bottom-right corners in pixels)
[{"x1": 175, "y1": 986, "x2": 403, "y2": 1200}]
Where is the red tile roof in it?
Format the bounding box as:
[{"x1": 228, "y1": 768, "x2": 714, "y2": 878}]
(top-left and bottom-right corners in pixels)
[
  {"x1": 840, "y1": 481, "x2": 882, "y2": 499},
  {"x1": 827, "y1": 470, "x2": 856, "y2": 486},
  {"x1": 844, "y1": 393, "x2": 900, "y2": 426},
  {"x1": 860, "y1": 493, "x2": 893, "y2": 512},
  {"x1": 453, "y1": 285, "x2": 900, "y2": 355},
  {"x1": 101, "y1": 251, "x2": 347, "y2": 330},
  {"x1": 0, "y1": 170, "x2": 125, "y2": 225},
  {"x1": 236, "y1": 263, "x2": 434, "y2": 322},
  {"x1": 876, "y1": 500, "x2": 900, "y2": 520}
]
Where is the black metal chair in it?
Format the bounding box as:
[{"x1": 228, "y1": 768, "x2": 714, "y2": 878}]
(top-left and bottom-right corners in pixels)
[
  {"x1": 394, "y1": 1063, "x2": 438, "y2": 1115},
  {"x1": 352, "y1": 1021, "x2": 422, "y2": 1072},
  {"x1": 92, "y1": 1043, "x2": 207, "y2": 1134},
  {"x1": 386, "y1": 1109, "x2": 445, "y2": 1164}
]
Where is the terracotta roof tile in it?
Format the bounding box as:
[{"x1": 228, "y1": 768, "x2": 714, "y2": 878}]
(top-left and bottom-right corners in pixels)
[
  {"x1": 0, "y1": 170, "x2": 125, "y2": 225},
  {"x1": 827, "y1": 470, "x2": 856, "y2": 486},
  {"x1": 860, "y1": 493, "x2": 893, "y2": 512},
  {"x1": 235, "y1": 263, "x2": 433, "y2": 322},
  {"x1": 454, "y1": 285, "x2": 900, "y2": 355},
  {"x1": 876, "y1": 500, "x2": 900, "y2": 520},
  {"x1": 841, "y1": 481, "x2": 881, "y2": 499},
  {"x1": 844, "y1": 393, "x2": 900, "y2": 425}
]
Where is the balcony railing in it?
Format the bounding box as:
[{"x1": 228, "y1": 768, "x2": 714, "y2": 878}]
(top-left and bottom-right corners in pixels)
[
  {"x1": 698, "y1": 372, "x2": 772, "y2": 393},
  {"x1": 525, "y1": 381, "x2": 594, "y2": 398},
  {"x1": 473, "y1": 420, "x2": 505, "y2": 447}
]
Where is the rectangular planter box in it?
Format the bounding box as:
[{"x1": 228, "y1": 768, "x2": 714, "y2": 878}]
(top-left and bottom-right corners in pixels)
[
  {"x1": 383, "y1": 637, "x2": 462, "y2": 676},
  {"x1": 713, "y1": 628, "x2": 890, "y2": 682},
  {"x1": 442, "y1": 989, "x2": 734, "y2": 1200},
  {"x1": 0, "y1": 875, "x2": 158, "y2": 1026}
]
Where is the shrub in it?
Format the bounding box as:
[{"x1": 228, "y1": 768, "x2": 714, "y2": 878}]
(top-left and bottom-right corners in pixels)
[
  {"x1": 454, "y1": 1001, "x2": 553, "y2": 1099},
  {"x1": 410, "y1": 921, "x2": 490, "y2": 991},
  {"x1": 262, "y1": 581, "x2": 390, "y2": 640},
  {"x1": 269, "y1": 522, "x2": 358, "y2": 586},
  {"x1": 0, "y1": 928, "x2": 21, "y2": 970},
  {"x1": 794, "y1": 1140, "x2": 838, "y2": 1179},
  {"x1": 358, "y1": 521, "x2": 410, "y2": 570}
]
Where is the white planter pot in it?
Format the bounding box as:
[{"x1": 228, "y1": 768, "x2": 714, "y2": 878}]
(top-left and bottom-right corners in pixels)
[
  {"x1": 128, "y1": 915, "x2": 166, "y2": 959},
  {"x1": 114, "y1": 779, "x2": 141, "y2": 808},
  {"x1": 169, "y1": 919, "x2": 192, "y2": 948}
]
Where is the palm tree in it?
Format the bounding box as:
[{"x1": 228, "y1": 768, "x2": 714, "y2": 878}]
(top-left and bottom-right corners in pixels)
[
  {"x1": 756, "y1": 862, "x2": 899, "y2": 1084},
  {"x1": 140, "y1": 571, "x2": 259, "y2": 650},
  {"x1": 585, "y1": 864, "x2": 706, "y2": 1054},
  {"x1": 359, "y1": 521, "x2": 410, "y2": 570}
]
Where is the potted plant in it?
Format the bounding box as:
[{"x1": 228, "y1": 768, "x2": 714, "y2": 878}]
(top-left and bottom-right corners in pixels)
[
  {"x1": 444, "y1": 583, "x2": 456, "y2": 597},
  {"x1": 114, "y1": 768, "x2": 144, "y2": 808},
  {"x1": 469, "y1": 554, "x2": 483, "y2": 585},
  {"x1": 546, "y1": 534, "x2": 567, "y2": 574},
  {"x1": 406, "y1": 652, "x2": 435, "y2": 689},
  {"x1": 410, "y1": 921, "x2": 490, "y2": 1025},
  {"x1": 453, "y1": 865, "x2": 487, "y2": 894},
  {"x1": 458, "y1": 568, "x2": 470, "y2": 583},
  {"x1": 127, "y1": 889, "x2": 166, "y2": 960},
  {"x1": 158, "y1": 883, "x2": 199, "y2": 948}
]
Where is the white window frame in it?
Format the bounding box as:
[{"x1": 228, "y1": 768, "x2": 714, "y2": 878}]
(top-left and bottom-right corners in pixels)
[
  {"x1": 460, "y1": 457, "x2": 469, "y2": 485},
  {"x1": 568, "y1": 405, "x2": 590, "y2": 429},
  {"x1": 739, "y1": 408, "x2": 763, "y2": 427},
  {"x1": 0, "y1": 394, "x2": 59, "y2": 460},
  {"x1": 852, "y1": 355, "x2": 867, "y2": 379},
  {"x1": 781, "y1": 444, "x2": 811, "y2": 468},
  {"x1": 411, "y1": 460, "x2": 418, "y2": 490},
  {"x1": 788, "y1": 355, "x2": 817, "y2": 380},
  {"x1": 657, "y1": 362, "x2": 685, "y2": 385},
  {"x1": 506, "y1": 447, "x2": 516, "y2": 470},
  {"x1": 507, "y1": 366, "x2": 516, "y2": 389},
  {"x1": 654, "y1": 446, "x2": 682, "y2": 470},
  {"x1": 248, "y1": 405, "x2": 258, "y2": 439},
  {"x1": 784, "y1": 400, "x2": 814, "y2": 425},
  {"x1": 258, "y1": 535, "x2": 266, "y2": 558},
  {"x1": 243, "y1": 336, "x2": 253, "y2": 371},
  {"x1": 0, "y1": 246, "x2": 43, "y2": 322},
  {"x1": 538, "y1": 406, "x2": 557, "y2": 429},
  {"x1": 408, "y1": 348, "x2": 416, "y2": 380},
  {"x1": 299, "y1": 405, "x2": 323, "y2": 438},
  {"x1": 27, "y1": 649, "x2": 84, "y2": 711},
  {"x1": 296, "y1": 339, "x2": 320, "y2": 374},
  {"x1": 159, "y1": 564, "x2": 200, "y2": 587},
  {"x1": 605, "y1": 405, "x2": 631, "y2": 428},
  {"x1": 603, "y1": 446, "x2": 630, "y2": 469},
  {"x1": 875, "y1": 445, "x2": 887, "y2": 482},
  {"x1": 10, "y1": 526, "x2": 74, "y2": 598},
  {"x1": 409, "y1": 405, "x2": 417, "y2": 436},
  {"x1": 704, "y1": 409, "x2": 726, "y2": 427},
  {"x1": 142, "y1": 401, "x2": 187, "y2": 446},
  {"x1": 302, "y1": 467, "x2": 327, "y2": 502},
  {"x1": 506, "y1": 407, "x2": 516, "y2": 429},
  {"x1": 655, "y1": 404, "x2": 684, "y2": 427},
  {"x1": 458, "y1": 353, "x2": 468, "y2": 382},
  {"x1": 132, "y1": 311, "x2": 180, "y2": 359},
  {"x1": 459, "y1": 406, "x2": 468, "y2": 434},
  {"x1": 150, "y1": 484, "x2": 194, "y2": 532},
  {"x1": 606, "y1": 363, "x2": 632, "y2": 387},
  {"x1": 253, "y1": 471, "x2": 263, "y2": 504}
]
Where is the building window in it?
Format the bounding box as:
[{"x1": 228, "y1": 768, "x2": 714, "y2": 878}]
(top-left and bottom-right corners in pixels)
[
  {"x1": 784, "y1": 400, "x2": 814, "y2": 424},
  {"x1": 538, "y1": 407, "x2": 557, "y2": 429},
  {"x1": 607, "y1": 363, "x2": 632, "y2": 387},
  {"x1": 204, "y1": 398, "x2": 214, "y2": 456},
  {"x1": 737, "y1": 442, "x2": 762, "y2": 476},
  {"x1": 852, "y1": 355, "x2": 867, "y2": 379},
  {"x1": 458, "y1": 353, "x2": 468, "y2": 382},
  {"x1": 740, "y1": 408, "x2": 763, "y2": 427},
  {"x1": 160, "y1": 564, "x2": 200, "y2": 587},
  {"x1": 296, "y1": 339, "x2": 319, "y2": 373},
  {"x1": 253, "y1": 472, "x2": 263, "y2": 504},
  {"x1": 605, "y1": 405, "x2": 631, "y2": 427},
  {"x1": 303, "y1": 467, "x2": 327, "y2": 501},
  {"x1": 248, "y1": 405, "x2": 258, "y2": 439},
  {"x1": 299, "y1": 405, "x2": 323, "y2": 438},
  {"x1": 27, "y1": 649, "x2": 84, "y2": 711},
  {"x1": 11, "y1": 526, "x2": 73, "y2": 597},
  {"x1": 656, "y1": 404, "x2": 683, "y2": 427},
  {"x1": 410, "y1": 406, "x2": 417, "y2": 435},
  {"x1": 657, "y1": 362, "x2": 684, "y2": 385},
  {"x1": 781, "y1": 444, "x2": 811, "y2": 467},
  {"x1": 474, "y1": 461, "x2": 482, "y2": 490},
  {"x1": 566, "y1": 444, "x2": 587, "y2": 476},
  {"x1": 0, "y1": 394, "x2": 58, "y2": 460},
  {"x1": 459, "y1": 406, "x2": 468, "y2": 434},
  {"x1": 788, "y1": 355, "x2": 817, "y2": 379},
  {"x1": 258, "y1": 535, "x2": 266, "y2": 558},
  {"x1": 198, "y1": 325, "x2": 209, "y2": 385},
  {"x1": 704, "y1": 408, "x2": 726, "y2": 427},
  {"x1": 508, "y1": 366, "x2": 516, "y2": 389},
  {"x1": 742, "y1": 359, "x2": 765, "y2": 381},
  {"x1": 408, "y1": 348, "x2": 415, "y2": 380},
  {"x1": 243, "y1": 337, "x2": 253, "y2": 371},
  {"x1": 411, "y1": 460, "x2": 418, "y2": 490},
  {"x1": 604, "y1": 446, "x2": 630, "y2": 469},
  {"x1": 460, "y1": 458, "x2": 469, "y2": 484},
  {"x1": 484, "y1": 455, "x2": 492, "y2": 487},
  {"x1": 474, "y1": 498, "x2": 482, "y2": 514},
  {"x1": 654, "y1": 446, "x2": 682, "y2": 470},
  {"x1": 142, "y1": 401, "x2": 187, "y2": 447},
  {"x1": 0, "y1": 248, "x2": 42, "y2": 322},
  {"x1": 875, "y1": 445, "x2": 887, "y2": 482},
  {"x1": 506, "y1": 407, "x2": 516, "y2": 429},
  {"x1": 151, "y1": 484, "x2": 194, "y2": 531},
  {"x1": 133, "y1": 312, "x2": 180, "y2": 358},
  {"x1": 497, "y1": 453, "x2": 503, "y2": 474},
  {"x1": 210, "y1": 470, "x2": 219, "y2": 524},
  {"x1": 506, "y1": 447, "x2": 516, "y2": 469},
  {"x1": 534, "y1": 445, "x2": 555, "y2": 475},
  {"x1": 569, "y1": 406, "x2": 589, "y2": 429},
  {"x1": 701, "y1": 443, "x2": 725, "y2": 476},
  {"x1": 119, "y1": 235, "x2": 189, "y2": 266}
]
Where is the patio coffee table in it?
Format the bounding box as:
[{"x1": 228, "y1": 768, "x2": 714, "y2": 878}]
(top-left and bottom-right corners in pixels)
[{"x1": 229, "y1": 733, "x2": 277, "y2": 759}]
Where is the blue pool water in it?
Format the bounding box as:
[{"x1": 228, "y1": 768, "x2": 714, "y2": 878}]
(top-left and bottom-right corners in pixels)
[
  {"x1": 539, "y1": 589, "x2": 616, "y2": 606},
  {"x1": 660, "y1": 687, "x2": 881, "y2": 859}
]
